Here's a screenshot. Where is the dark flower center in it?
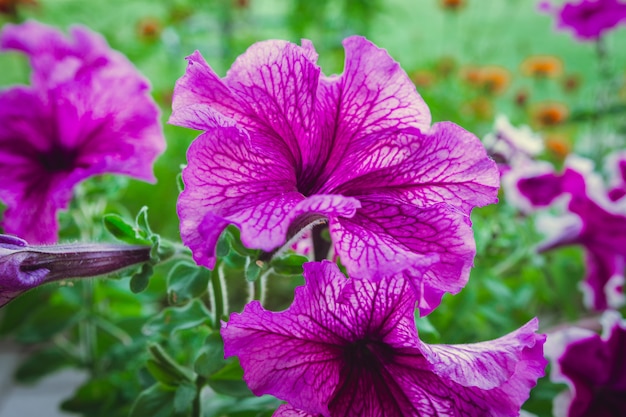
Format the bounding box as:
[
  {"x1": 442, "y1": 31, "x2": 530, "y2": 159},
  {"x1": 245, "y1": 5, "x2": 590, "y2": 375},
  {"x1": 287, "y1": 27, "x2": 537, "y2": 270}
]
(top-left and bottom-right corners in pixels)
[
  {"x1": 343, "y1": 338, "x2": 395, "y2": 367},
  {"x1": 38, "y1": 145, "x2": 78, "y2": 173}
]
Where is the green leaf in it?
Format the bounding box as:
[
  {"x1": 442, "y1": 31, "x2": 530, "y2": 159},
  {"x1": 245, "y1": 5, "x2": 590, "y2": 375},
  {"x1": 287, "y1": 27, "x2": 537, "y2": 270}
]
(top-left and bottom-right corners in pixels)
[
  {"x1": 15, "y1": 302, "x2": 82, "y2": 344},
  {"x1": 135, "y1": 206, "x2": 152, "y2": 238},
  {"x1": 14, "y1": 347, "x2": 74, "y2": 384},
  {"x1": 167, "y1": 262, "x2": 211, "y2": 306},
  {"x1": 244, "y1": 259, "x2": 262, "y2": 282},
  {"x1": 130, "y1": 263, "x2": 153, "y2": 293},
  {"x1": 103, "y1": 213, "x2": 144, "y2": 244},
  {"x1": 176, "y1": 172, "x2": 185, "y2": 193},
  {"x1": 61, "y1": 378, "x2": 117, "y2": 415},
  {"x1": 270, "y1": 253, "x2": 309, "y2": 276},
  {"x1": 129, "y1": 384, "x2": 176, "y2": 417},
  {"x1": 215, "y1": 232, "x2": 231, "y2": 258},
  {"x1": 194, "y1": 332, "x2": 227, "y2": 378},
  {"x1": 144, "y1": 299, "x2": 212, "y2": 336},
  {"x1": 173, "y1": 382, "x2": 196, "y2": 414},
  {"x1": 206, "y1": 358, "x2": 253, "y2": 397},
  {"x1": 146, "y1": 344, "x2": 194, "y2": 387}
]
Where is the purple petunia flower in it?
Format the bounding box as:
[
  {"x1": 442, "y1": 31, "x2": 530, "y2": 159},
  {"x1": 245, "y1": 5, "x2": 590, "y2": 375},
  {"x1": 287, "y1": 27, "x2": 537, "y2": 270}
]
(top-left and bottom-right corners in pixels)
[
  {"x1": 0, "y1": 234, "x2": 151, "y2": 308},
  {"x1": 170, "y1": 36, "x2": 499, "y2": 314},
  {"x1": 0, "y1": 20, "x2": 165, "y2": 243},
  {"x1": 504, "y1": 156, "x2": 626, "y2": 310},
  {"x1": 538, "y1": 0, "x2": 626, "y2": 41},
  {"x1": 545, "y1": 311, "x2": 626, "y2": 417},
  {"x1": 482, "y1": 114, "x2": 544, "y2": 176},
  {"x1": 221, "y1": 261, "x2": 547, "y2": 417}
]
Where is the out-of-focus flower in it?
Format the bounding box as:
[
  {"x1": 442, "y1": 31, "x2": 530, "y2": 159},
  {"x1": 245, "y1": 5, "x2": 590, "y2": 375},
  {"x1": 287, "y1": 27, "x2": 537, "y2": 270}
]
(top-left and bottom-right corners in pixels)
[
  {"x1": 409, "y1": 69, "x2": 436, "y2": 88},
  {"x1": 462, "y1": 97, "x2": 494, "y2": 121},
  {"x1": 222, "y1": 261, "x2": 547, "y2": 417},
  {"x1": 479, "y1": 65, "x2": 511, "y2": 95},
  {"x1": 606, "y1": 151, "x2": 626, "y2": 201},
  {"x1": 503, "y1": 155, "x2": 626, "y2": 310},
  {"x1": 521, "y1": 55, "x2": 564, "y2": 78},
  {"x1": 0, "y1": 21, "x2": 165, "y2": 243},
  {"x1": 440, "y1": 0, "x2": 466, "y2": 11},
  {"x1": 538, "y1": 0, "x2": 626, "y2": 41},
  {"x1": 483, "y1": 114, "x2": 544, "y2": 174},
  {"x1": 460, "y1": 65, "x2": 511, "y2": 95},
  {"x1": 531, "y1": 101, "x2": 569, "y2": 127},
  {"x1": 545, "y1": 311, "x2": 626, "y2": 417},
  {"x1": 171, "y1": 36, "x2": 499, "y2": 314},
  {"x1": 515, "y1": 89, "x2": 530, "y2": 107},
  {"x1": 0, "y1": 0, "x2": 37, "y2": 16},
  {"x1": 435, "y1": 55, "x2": 457, "y2": 78},
  {"x1": 562, "y1": 73, "x2": 582, "y2": 93},
  {"x1": 0, "y1": 234, "x2": 150, "y2": 307},
  {"x1": 136, "y1": 16, "x2": 162, "y2": 41},
  {"x1": 545, "y1": 133, "x2": 572, "y2": 159}
]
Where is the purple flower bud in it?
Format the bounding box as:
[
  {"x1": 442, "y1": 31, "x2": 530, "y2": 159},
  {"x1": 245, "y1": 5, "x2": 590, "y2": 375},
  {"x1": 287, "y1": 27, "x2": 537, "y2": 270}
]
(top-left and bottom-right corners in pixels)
[{"x1": 0, "y1": 234, "x2": 151, "y2": 307}]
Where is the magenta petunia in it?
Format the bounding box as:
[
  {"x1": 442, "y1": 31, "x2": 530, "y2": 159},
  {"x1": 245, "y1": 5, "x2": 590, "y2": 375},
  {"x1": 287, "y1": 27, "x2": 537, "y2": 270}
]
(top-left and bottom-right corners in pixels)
[
  {"x1": 222, "y1": 261, "x2": 546, "y2": 417},
  {"x1": 539, "y1": 0, "x2": 626, "y2": 41},
  {"x1": 0, "y1": 20, "x2": 165, "y2": 243},
  {"x1": 171, "y1": 36, "x2": 499, "y2": 314},
  {"x1": 504, "y1": 156, "x2": 626, "y2": 310},
  {"x1": 0, "y1": 234, "x2": 150, "y2": 308},
  {"x1": 545, "y1": 311, "x2": 626, "y2": 417}
]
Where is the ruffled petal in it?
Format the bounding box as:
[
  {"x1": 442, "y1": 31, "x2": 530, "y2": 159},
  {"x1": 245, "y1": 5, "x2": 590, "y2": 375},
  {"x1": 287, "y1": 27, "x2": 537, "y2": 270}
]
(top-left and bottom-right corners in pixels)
[
  {"x1": 224, "y1": 261, "x2": 546, "y2": 417},
  {"x1": 272, "y1": 404, "x2": 318, "y2": 417},
  {"x1": 331, "y1": 199, "x2": 475, "y2": 315},
  {"x1": 329, "y1": 123, "x2": 499, "y2": 213},
  {"x1": 316, "y1": 36, "x2": 431, "y2": 185},
  {"x1": 171, "y1": 40, "x2": 321, "y2": 171},
  {"x1": 222, "y1": 262, "x2": 352, "y2": 416},
  {"x1": 178, "y1": 126, "x2": 300, "y2": 268}
]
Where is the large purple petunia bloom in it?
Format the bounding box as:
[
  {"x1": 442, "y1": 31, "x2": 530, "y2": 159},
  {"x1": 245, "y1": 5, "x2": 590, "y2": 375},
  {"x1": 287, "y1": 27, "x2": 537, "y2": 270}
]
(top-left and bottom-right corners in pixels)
[
  {"x1": 539, "y1": 0, "x2": 626, "y2": 41},
  {"x1": 222, "y1": 261, "x2": 546, "y2": 417},
  {"x1": 504, "y1": 156, "x2": 626, "y2": 310},
  {"x1": 545, "y1": 311, "x2": 626, "y2": 417},
  {"x1": 171, "y1": 36, "x2": 499, "y2": 314},
  {"x1": 0, "y1": 234, "x2": 150, "y2": 308},
  {"x1": 0, "y1": 20, "x2": 165, "y2": 243}
]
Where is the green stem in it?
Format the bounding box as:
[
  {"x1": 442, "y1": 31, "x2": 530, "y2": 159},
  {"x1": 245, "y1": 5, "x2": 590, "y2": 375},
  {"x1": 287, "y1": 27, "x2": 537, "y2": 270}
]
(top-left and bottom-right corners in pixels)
[
  {"x1": 210, "y1": 263, "x2": 228, "y2": 323},
  {"x1": 192, "y1": 375, "x2": 207, "y2": 417}
]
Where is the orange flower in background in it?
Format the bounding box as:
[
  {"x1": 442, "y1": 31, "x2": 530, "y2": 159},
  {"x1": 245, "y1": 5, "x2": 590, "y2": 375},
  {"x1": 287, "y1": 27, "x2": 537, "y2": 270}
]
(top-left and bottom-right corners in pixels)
[
  {"x1": 479, "y1": 65, "x2": 511, "y2": 95},
  {"x1": 562, "y1": 73, "x2": 582, "y2": 93},
  {"x1": 460, "y1": 65, "x2": 483, "y2": 86},
  {"x1": 440, "y1": 0, "x2": 465, "y2": 11},
  {"x1": 0, "y1": 0, "x2": 37, "y2": 15},
  {"x1": 232, "y1": 0, "x2": 250, "y2": 8},
  {"x1": 460, "y1": 65, "x2": 511, "y2": 95},
  {"x1": 514, "y1": 89, "x2": 530, "y2": 107},
  {"x1": 521, "y1": 55, "x2": 563, "y2": 78},
  {"x1": 462, "y1": 97, "x2": 494, "y2": 121},
  {"x1": 531, "y1": 102, "x2": 569, "y2": 127},
  {"x1": 436, "y1": 56, "x2": 457, "y2": 78},
  {"x1": 136, "y1": 17, "x2": 162, "y2": 41},
  {"x1": 544, "y1": 133, "x2": 571, "y2": 159},
  {"x1": 410, "y1": 69, "x2": 436, "y2": 88}
]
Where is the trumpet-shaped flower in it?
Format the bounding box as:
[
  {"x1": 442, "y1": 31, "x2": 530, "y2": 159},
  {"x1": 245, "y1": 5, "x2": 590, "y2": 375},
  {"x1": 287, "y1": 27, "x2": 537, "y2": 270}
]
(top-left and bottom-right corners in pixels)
[
  {"x1": 0, "y1": 234, "x2": 150, "y2": 307},
  {"x1": 545, "y1": 311, "x2": 626, "y2": 417},
  {"x1": 504, "y1": 156, "x2": 626, "y2": 310},
  {"x1": 0, "y1": 21, "x2": 165, "y2": 243},
  {"x1": 171, "y1": 36, "x2": 499, "y2": 313},
  {"x1": 539, "y1": 0, "x2": 626, "y2": 41},
  {"x1": 222, "y1": 261, "x2": 546, "y2": 417}
]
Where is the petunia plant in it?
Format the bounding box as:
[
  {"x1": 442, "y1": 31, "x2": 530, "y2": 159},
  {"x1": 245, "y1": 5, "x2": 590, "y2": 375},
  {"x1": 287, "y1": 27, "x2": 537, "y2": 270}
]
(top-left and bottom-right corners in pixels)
[{"x1": 0, "y1": 15, "x2": 556, "y2": 417}]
